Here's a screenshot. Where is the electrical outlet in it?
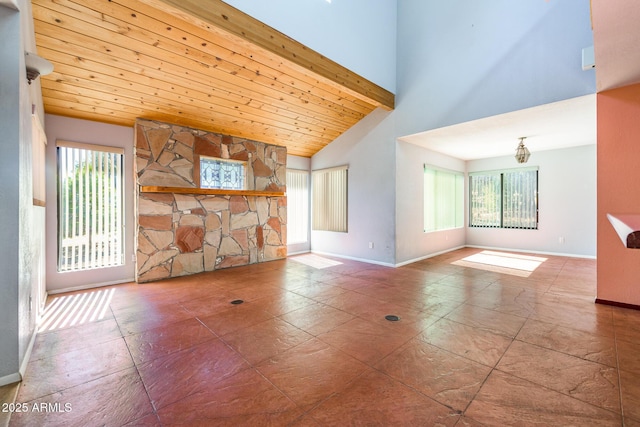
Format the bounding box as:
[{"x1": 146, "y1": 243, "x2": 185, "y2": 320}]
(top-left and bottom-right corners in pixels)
[
  {"x1": 559, "y1": 237, "x2": 565, "y2": 244},
  {"x1": 368, "y1": 242, "x2": 374, "y2": 249}
]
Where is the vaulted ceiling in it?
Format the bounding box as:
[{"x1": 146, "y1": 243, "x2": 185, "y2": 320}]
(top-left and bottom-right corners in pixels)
[{"x1": 32, "y1": 0, "x2": 395, "y2": 158}]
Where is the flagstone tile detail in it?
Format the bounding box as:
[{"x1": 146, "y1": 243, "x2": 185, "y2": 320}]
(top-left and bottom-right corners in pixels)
[
  {"x1": 134, "y1": 119, "x2": 287, "y2": 283},
  {"x1": 139, "y1": 215, "x2": 172, "y2": 231}
]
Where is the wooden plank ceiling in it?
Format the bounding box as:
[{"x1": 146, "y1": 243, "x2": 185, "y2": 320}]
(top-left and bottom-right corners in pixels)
[{"x1": 32, "y1": 0, "x2": 395, "y2": 157}]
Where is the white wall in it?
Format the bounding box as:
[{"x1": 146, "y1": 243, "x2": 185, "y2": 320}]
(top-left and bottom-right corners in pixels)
[
  {"x1": 0, "y1": 0, "x2": 44, "y2": 385},
  {"x1": 0, "y1": 3, "x2": 23, "y2": 386},
  {"x1": 296, "y1": 0, "x2": 596, "y2": 266},
  {"x1": 44, "y1": 115, "x2": 136, "y2": 293},
  {"x1": 395, "y1": 141, "x2": 467, "y2": 265},
  {"x1": 466, "y1": 145, "x2": 596, "y2": 257},
  {"x1": 395, "y1": 0, "x2": 595, "y2": 137},
  {"x1": 311, "y1": 108, "x2": 396, "y2": 265},
  {"x1": 223, "y1": 0, "x2": 397, "y2": 92}
]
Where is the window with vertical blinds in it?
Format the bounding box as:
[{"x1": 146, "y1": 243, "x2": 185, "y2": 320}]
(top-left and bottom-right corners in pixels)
[
  {"x1": 312, "y1": 165, "x2": 348, "y2": 232},
  {"x1": 469, "y1": 168, "x2": 538, "y2": 229},
  {"x1": 423, "y1": 166, "x2": 464, "y2": 232},
  {"x1": 57, "y1": 141, "x2": 124, "y2": 272},
  {"x1": 286, "y1": 169, "x2": 309, "y2": 244}
]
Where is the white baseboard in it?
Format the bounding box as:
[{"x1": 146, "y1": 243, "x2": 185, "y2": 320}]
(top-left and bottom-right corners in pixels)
[
  {"x1": 394, "y1": 246, "x2": 466, "y2": 267},
  {"x1": 309, "y1": 244, "x2": 594, "y2": 271},
  {"x1": 464, "y1": 245, "x2": 596, "y2": 259},
  {"x1": 310, "y1": 250, "x2": 395, "y2": 268},
  {"x1": 287, "y1": 249, "x2": 311, "y2": 256},
  {"x1": 18, "y1": 328, "x2": 38, "y2": 381},
  {"x1": 47, "y1": 278, "x2": 135, "y2": 295},
  {"x1": 0, "y1": 310, "x2": 40, "y2": 387},
  {"x1": 0, "y1": 372, "x2": 21, "y2": 388}
]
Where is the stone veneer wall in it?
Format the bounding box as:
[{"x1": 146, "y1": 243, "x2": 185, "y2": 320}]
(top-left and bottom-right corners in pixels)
[{"x1": 134, "y1": 119, "x2": 287, "y2": 282}]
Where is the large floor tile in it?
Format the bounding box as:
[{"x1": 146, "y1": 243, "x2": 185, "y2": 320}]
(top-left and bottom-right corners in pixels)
[
  {"x1": 613, "y1": 307, "x2": 640, "y2": 343},
  {"x1": 617, "y1": 338, "x2": 640, "y2": 376},
  {"x1": 136, "y1": 338, "x2": 250, "y2": 409},
  {"x1": 124, "y1": 317, "x2": 217, "y2": 365},
  {"x1": 465, "y1": 283, "x2": 540, "y2": 317},
  {"x1": 250, "y1": 291, "x2": 317, "y2": 317},
  {"x1": 156, "y1": 369, "x2": 301, "y2": 426},
  {"x1": 10, "y1": 368, "x2": 153, "y2": 427},
  {"x1": 317, "y1": 317, "x2": 414, "y2": 365},
  {"x1": 196, "y1": 301, "x2": 275, "y2": 336},
  {"x1": 256, "y1": 338, "x2": 368, "y2": 410},
  {"x1": 376, "y1": 339, "x2": 492, "y2": 412},
  {"x1": 113, "y1": 302, "x2": 195, "y2": 336},
  {"x1": 465, "y1": 370, "x2": 621, "y2": 426},
  {"x1": 279, "y1": 302, "x2": 355, "y2": 336},
  {"x1": 496, "y1": 340, "x2": 620, "y2": 412},
  {"x1": 178, "y1": 290, "x2": 243, "y2": 317},
  {"x1": 516, "y1": 318, "x2": 617, "y2": 367},
  {"x1": 530, "y1": 299, "x2": 615, "y2": 337},
  {"x1": 307, "y1": 369, "x2": 460, "y2": 426},
  {"x1": 221, "y1": 317, "x2": 313, "y2": 365},
  {"x1": 30, "y1": 318, "x2": 122, "y2": 361},
  {"x1": 445, "y1": 303, "x2": 527, "y2": 338},
  {"x1": 288, "y1": 281, "x2": 350, "y2": 303},
  {"x1": 620, "y1": 368, "x2": 640, "y2": 421},
  {"x1": 17, "y1": 338, "x2": 134, "y2": 402},
  {"x1": 418, "y1": 318, "x2": 512, "y2": 367}
]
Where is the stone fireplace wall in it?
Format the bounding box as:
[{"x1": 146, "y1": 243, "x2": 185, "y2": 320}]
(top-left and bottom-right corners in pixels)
[{"x1": 134, "y1": 119, "x2": 287, "y2": 283}]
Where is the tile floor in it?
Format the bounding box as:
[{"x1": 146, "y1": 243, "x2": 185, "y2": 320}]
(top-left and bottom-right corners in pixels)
[{"x1": 2, "y1": 248, "x2": 640, "y2": 426}]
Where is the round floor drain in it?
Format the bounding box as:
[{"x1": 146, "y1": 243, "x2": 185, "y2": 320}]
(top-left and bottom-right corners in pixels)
[
  {"x1": 230, "y1": 299, "x2": 244, "y2": 305},
  {"x1": 385, "y1": 315, "x2": 400, "y2": 322}
]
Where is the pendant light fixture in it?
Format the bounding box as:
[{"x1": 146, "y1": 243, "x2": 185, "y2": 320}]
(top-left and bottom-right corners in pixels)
[{"x1": 515, "y1": 137, "x2": 531, "y2": 164}]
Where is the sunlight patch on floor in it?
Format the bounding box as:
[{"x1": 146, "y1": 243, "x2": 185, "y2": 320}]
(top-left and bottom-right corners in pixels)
[
  {"x1": 39, "y1": 288, "x2": 115, "y2": 332},
  {"x1": 290, "y1": 253, "x2": 343, "y2": 269},
  {"x1": 452, "y1": 250, "x2": 547, "y2": 277}
]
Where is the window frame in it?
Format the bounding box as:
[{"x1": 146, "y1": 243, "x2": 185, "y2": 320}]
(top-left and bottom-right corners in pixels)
[
  {"x1": 469, "y1": 167, "x2": 539, "y2": 230},
  {"x1": 286, "y1": 168, "x2": 310, "y2": 244},
  {"x1": 198, "y1": 155, "x2": 247, "y2": 190},
  {"x1": 423, "y1": 165, "x2": 464, "y2": 233},
  {"x1": 56, "y1": 140, "x2": 125, "y2": 272}
]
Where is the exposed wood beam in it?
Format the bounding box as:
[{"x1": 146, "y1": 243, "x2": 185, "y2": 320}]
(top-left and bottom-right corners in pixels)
[{"x1": 140, "y1": 0, "x2": 395, "y2": 111}]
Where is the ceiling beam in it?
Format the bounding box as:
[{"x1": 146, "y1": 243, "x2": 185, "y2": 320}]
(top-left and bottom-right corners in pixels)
[{"x1": 140, "y1": 0, "x2": 395, "y2": 111}]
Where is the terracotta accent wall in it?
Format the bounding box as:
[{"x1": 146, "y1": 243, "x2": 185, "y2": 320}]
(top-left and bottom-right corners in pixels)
[
  {"x1": 597, "y1": 83, "x2": 640, "y2": 306},
  {"x1": 134, "y1": 119, "x2": 287, "y2": 283}
]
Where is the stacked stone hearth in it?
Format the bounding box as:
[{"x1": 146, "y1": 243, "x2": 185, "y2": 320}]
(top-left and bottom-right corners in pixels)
[{"x1": 135, "y1": 119, "x2": 287, "y2": 283}]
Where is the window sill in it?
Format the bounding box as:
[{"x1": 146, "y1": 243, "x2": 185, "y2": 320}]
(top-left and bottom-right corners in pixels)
[{"x1": 139, "y1": 186, "x2": 285, "y2": 197}]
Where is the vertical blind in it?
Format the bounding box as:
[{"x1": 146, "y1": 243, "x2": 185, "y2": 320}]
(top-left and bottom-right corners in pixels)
[
  {"x1": 424, "y1": 167, "x2": 464, "y2": 232},
  {"x1": 469, "y1": 168, "x2": 538, "y2": 229},
  {"x1": 469, "y1": 172, "x2": 502, "y2": 227},
  {"x1": 286, "y1": 169, "x2": 309, "y2": 244},
  {"x1": 57, "y1": 141, "x2": 124, "y2": 272},
  {"x1": 502, "y1": 170, "x2": 538, "y2": 229},
  {"x1": 312, "y1": 166, "x2": 348, "y2": 232}
]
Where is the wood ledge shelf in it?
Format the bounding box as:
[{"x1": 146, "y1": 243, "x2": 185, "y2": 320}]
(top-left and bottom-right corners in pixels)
[
  {"x1": 607, "y1": 214, "x2": 640, "y2": 249},
  {"x1": 140, "y1": 186, "x2": 285, "y2": 197}
]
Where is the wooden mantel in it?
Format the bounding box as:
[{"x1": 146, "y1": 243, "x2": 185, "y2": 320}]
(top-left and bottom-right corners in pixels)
[{"x1": 140, "y1": 186, "x2": 285, "y2": 197}]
